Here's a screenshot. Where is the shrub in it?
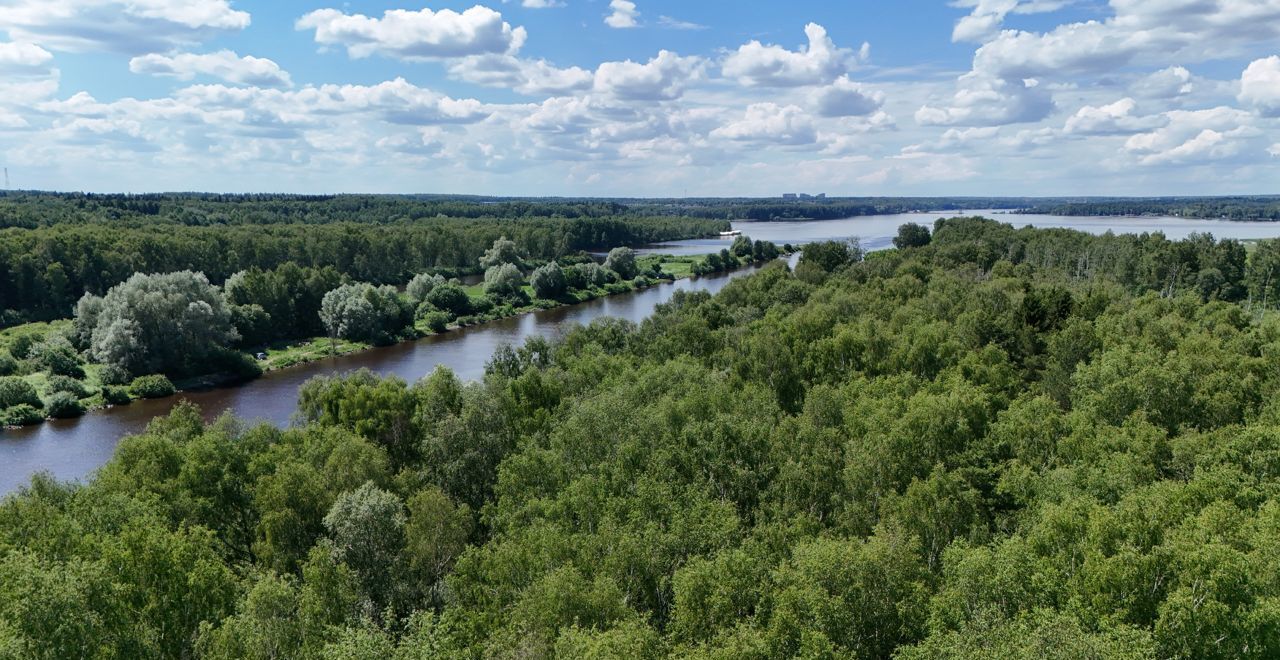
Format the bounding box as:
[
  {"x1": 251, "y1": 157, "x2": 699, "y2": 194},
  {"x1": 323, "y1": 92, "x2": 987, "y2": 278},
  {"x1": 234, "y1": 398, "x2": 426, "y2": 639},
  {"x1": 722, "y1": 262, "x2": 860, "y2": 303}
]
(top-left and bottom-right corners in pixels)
[
  {"x1": 130, "y1": 374, "x2": 176, "y2": 399},
  {"x1": 102, "y1": 386, "x2": 131, "y2": 406},
  {"x1": 426, "y1": 283, "x2": 472, "y2": 317},
  {"x1": 484, "y1": 263, "x2": 525, "y2": 297},
  {"x1": 422, "y1": 311, "x2": 451, "y2": 334},
  {"x1": 530, "y1": 263, "x2": 568, "y2": 299},
  {"x1": 407, "y1": 273, "x2": 446, "y2": 305},
  {"x1": 30, "y1": 337, "x2": 85, "y2": 378},
  {"x1": 211, "y1": 348, "x2": 263, "y2": 382},
  {"x1": 604, "y1": 247, "x2": 639, "y2": 280},
  {"x1": 8, "y1": 333, "x2": 40, "y2": 360},
  {"x1": 98, "y1": 364, "x2": 132, "y2": 386},
  {"x1": 0, "y1": 350, "x2": 17, "y2": 376},
  {"x1": 0, "y1": 376, "x2": 41, "y2": 409},
  {"x1": 46, "y1": 392, "x2": 86, "y2": 419},
  {"x1": 3, "y1": 403, "x2": 44, "y2": 426},
  {"x1": 46, "y1": 375, "x2": 89, "y2": 399}
]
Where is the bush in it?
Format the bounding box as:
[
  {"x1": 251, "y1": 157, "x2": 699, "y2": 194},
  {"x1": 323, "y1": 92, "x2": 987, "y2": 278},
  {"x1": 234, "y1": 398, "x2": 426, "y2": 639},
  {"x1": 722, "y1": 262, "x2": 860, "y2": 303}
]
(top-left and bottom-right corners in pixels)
[
  {"x1": 894, "y1": 222, "x2": 932, "y2": 249},
  {"x1": 426, "y1": 283, "x2": 472, "y2": 317},
  {"x1": 8, "y1": 333, "x2": 40, "y2": 360},
  {"x1": 130, "y1": 374, "x2": 176, "y2": 399},
  {"x1": 421, "y1": 311, "x2": 451, "y2": 333},
  {"x1": 407, "y1": 273, "x2": 446, "y2": 305},
  {"x1": 98, "y1": 364, "x2": 132, "y2": 386},
  {"x1": 604, "y1": 247, "x2": 639, "y2": 280},
  {"x1": 45, "y1": 375, "x2": 89, "y2": 399},
  {"x1": 29, "y1": 337, "x2": 85, "y2": 378},
  {"x1": 102, "y1": 386, "x2": 131, "y2": 406},
  {"x1": 46, "y1": 392, "x2": 86, "y2": 419},
  {"x1": 0, "y1": 376, "x2": 41, "y2": 409},
  {"x1": 0, "y1": 350, "x2": 16, "y2": 376},
  {"x1": 3, "y1": 403, "x2": 44, "y2": 426},
  {"x1": 530, "y1": 263, "x2": 568, "y2": 299},
  {"x1": 212, "y1": 348, "x2": 263, "y2": 382},
  {"x1": 484, "y1": 263, "x2": 525, "y2": 297}
]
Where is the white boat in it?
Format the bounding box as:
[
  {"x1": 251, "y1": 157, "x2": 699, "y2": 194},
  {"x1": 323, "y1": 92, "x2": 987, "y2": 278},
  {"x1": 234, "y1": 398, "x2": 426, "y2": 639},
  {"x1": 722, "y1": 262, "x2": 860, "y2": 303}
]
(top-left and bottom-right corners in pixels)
[{"x1": 719, "y1": 229, "x2": 742, "y2": 237}]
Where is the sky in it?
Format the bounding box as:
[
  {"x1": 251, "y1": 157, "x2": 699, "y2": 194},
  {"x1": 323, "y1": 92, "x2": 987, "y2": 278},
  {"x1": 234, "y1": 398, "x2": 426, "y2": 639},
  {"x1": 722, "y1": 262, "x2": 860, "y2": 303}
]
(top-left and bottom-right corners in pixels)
[{"x1": 0, "y1": 0, "x2": 1278, "y2": 196}]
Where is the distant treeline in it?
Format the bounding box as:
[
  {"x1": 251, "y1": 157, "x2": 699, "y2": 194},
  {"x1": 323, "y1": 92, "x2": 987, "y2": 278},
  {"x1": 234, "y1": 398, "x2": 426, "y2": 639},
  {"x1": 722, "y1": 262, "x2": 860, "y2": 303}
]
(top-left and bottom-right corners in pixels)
[
  {"x1": 0, "y1": 193, "x2": 726, "y2": 325},
  {"x1": 622, "y1": 197, "x2": 1038, "y2": 221},
  {"x1": 1017, "y1": 196, "x2": 1280, "y2": 221}
]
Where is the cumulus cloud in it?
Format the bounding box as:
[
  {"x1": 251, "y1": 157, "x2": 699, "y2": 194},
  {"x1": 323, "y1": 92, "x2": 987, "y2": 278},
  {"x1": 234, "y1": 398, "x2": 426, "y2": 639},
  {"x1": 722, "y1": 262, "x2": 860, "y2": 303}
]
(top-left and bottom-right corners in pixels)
[
  {"x1": 712, "y1": 103, "x2": 818, "y2": 145},
  {"x1": 1240, "y1": 56, "x2": 1280, "y2": 117},
  {"x1": 722, "y1": 23, "x2": 860, "y2": 87},
  {"x1": 1063, "y1": 98, "x2": 1164, "y2": 135},
  {"x1": 810, "y1": 76, "x2": 883, "y2": 117},
  {"x1": 0, "y1": 42, "x2": 54, "y2": 73},
  {"x1": 130, "y1": 50, "x2": 292, "y2": 88},
  {"x1": 916, "y1": 74, "x2": 1053, "y2": 126},
  {"x1": 951, "y1": 0, "x2": 1075, "y2": 44},
  {"x1": 297, "y1": 6, "x2": 527, "y2": 60},
  {"x1": 0, "y1": 0, "x2": 250, "y2": 54},
  {"x1": 605, "y1": 1, "x2": 640, "y2": 29},
  {"x1": 448, "y1": 55, "x2": 593, "y2": 96},
  {"x1": 1131, "y1": 65, "x2": 1194, "y2": 99},
  {"x1": 1124, "y1": 107, "x2": 1261, "y2": 166},
  {"x1": 594, "y1": 51, "x2": 705, "y2": 101}
]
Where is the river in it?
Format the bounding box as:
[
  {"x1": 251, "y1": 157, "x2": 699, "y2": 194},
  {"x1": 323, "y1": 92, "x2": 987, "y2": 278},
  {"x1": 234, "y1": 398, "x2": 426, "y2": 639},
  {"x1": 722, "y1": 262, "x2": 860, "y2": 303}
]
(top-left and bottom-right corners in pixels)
[{"x1": 7, "y1": 210, "x2": 1280, "y2": 493}]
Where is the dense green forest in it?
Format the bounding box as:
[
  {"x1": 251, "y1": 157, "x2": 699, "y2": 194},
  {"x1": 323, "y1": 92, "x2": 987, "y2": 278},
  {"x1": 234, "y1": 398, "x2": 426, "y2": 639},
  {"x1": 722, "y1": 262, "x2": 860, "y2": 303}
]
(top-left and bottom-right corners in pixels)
[
  {"x1": 1017, "y1": 196, "x2": 1280, "y2": 221},
  {"x1": 0, "y1": 193, "x2": 725, "y2": 325},
  {"x1": 7, "y1": 218, "x2": 1280, "y2": 657}
]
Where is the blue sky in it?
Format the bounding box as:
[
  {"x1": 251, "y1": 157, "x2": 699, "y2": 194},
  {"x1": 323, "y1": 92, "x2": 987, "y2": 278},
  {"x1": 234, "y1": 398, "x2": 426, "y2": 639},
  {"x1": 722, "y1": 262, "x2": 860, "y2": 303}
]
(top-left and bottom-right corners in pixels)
[{"x1": 0, "y1": 0, "x2": 1278, "y2": 196}]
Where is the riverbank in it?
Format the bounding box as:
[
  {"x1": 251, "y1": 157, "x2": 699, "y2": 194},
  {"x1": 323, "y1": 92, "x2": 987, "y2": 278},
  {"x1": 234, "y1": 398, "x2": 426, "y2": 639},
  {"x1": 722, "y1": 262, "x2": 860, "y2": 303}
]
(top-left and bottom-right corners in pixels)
[{"x1": 0, "y1": 251, "x2": 770, "y2": 430}]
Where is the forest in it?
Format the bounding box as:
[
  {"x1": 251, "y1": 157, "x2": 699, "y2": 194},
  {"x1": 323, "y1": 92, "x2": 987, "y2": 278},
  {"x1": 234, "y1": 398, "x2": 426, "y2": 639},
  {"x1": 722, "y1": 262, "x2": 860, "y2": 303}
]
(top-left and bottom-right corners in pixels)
[
  {"x1": 1016, "y1": 196, "x2": 1280, "y2": 221},
  {"x1": 5, "y1": 218, "x2": 1280, "y2": 658},
  {"x1": 0, "y1": 192, "x2": 725, "y2": 325}
]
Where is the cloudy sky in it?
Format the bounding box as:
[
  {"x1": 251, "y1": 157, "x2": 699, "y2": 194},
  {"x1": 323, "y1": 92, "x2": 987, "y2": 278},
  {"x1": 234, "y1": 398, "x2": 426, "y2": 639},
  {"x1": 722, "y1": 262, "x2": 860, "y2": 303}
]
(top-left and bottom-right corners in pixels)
[{"x1": 0, "y1": 0, "x2": 1278, "y2": 196}]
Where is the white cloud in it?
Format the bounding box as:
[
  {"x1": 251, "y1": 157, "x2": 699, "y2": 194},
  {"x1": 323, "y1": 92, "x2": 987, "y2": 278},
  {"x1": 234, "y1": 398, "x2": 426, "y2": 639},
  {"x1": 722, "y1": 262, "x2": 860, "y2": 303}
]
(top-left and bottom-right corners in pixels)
[
  {"x1": 297, "y1": 6, "x2": 527, "y2": 60},
  {"x1": 1240, "y1": 56, "x2": 1280, "y2": 117},
  {"x1": 0, "y1": 0, "x2": 250, "y2": 54},
  {"x1": 594, "y1": 51, "x2": 705, "y2": 100},
  {"x1": 722, "y1": 23, "x2": 859, "y2": 87},
  {"x1": 951, "y1": 0, "x2": 1075, "y2": 43},
  {"x1": 448, "y1": 55, "x2": 593, "y2": 96},
  {"x1": 1124, "y1": 107, "x2": 1261, "y2": 165},
  {"x1": 1131, "y1": 65, "x2": 1193, "y2": 99},
  {"x1": 1063, "y1": 98, "x2": 1163, "y2": 135},
  {"x1": 916, "y1": 73, "x2": 1053, "y2": 126},
  {"x1": 712, "y1": 103, "x2": 817, "y2": 145},
  {"x1": 130, "y1": 50, "x2": 292, "y2": 88},
  {"x1": 658, "y1": 16, "x2": 706, "y2": 30},
  {"x1": 811, "y1": 76, "x2": 884, "y2": 117},
  {"x1": 0, "y1": 42, "x2": 54, "y2": 73},
  {"x1": 605, "y1": 1, "x2": 640, "y2": 29}
]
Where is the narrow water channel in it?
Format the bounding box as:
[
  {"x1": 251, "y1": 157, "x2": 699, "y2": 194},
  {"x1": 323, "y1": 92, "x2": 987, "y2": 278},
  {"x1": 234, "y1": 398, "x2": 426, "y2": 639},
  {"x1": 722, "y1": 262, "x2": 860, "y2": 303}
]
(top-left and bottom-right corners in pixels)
[{"x1": 0, "y1": 263, "x2": 777, "y2": 493}]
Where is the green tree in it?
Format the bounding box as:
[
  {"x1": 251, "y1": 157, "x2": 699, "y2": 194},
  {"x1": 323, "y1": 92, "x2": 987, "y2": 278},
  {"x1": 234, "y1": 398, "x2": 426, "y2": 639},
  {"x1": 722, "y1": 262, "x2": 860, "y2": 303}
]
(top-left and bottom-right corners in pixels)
[{"x1": 604, "y1": 247, "x2": 639, "y2": 280}]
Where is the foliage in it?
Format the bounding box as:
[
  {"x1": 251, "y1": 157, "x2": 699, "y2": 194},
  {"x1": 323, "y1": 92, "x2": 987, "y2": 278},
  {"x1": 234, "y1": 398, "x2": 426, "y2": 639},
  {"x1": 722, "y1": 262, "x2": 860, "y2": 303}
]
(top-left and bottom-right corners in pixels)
[
  {"x1": 479, "y1": 236, "x2": 526, "y2": 270},
  {"x1": 425, "y1": 283, "x2": 471, "y2": 317},
  {"x1": 28, "y1": 336, "x2": 85, "y2": 378},
  {"x1": 3, "y1": 403, "x2": 44, "y2": 426},
  {"x1": 483, "y1": 263, "x2": 525, "y2": 299},
  {"x1": 406, "y1": 274, "x2": 446, "y2": 306},
  {"x1": 0, "y1": 350, "x2": 16, "y2": 376},
  {"x1": 0, "y1": 193, "x2": 725, "y2": 325},
  {"x1": 101, "y1": 386, "x2": 131, "y2": 406},
  {"x1": 604, "y1": 246, "x2": 639, "y2": 280},
  {"x1": 79, "y1": 271, "x2": 237, "y2": 377},
  {"x1": 13, "y1": 218, "x2": 1280, "y2": 657},
  {"x1": 225, "y1": 263, "x2": 344, "y2": 340},
  {"x1": 44, "y1": 392, "x2": 86, "y2": 419},
  {"x1": 894, "y1": 222, "x2": 932, "y2": 249},
  {"x1": 320, "y1": 284, "x2": 413, "y2": 346},
  {"x1": 129, "y1": 374, "x2": 175, "y2": 399},
  {"x1": 97, "y1": 364, "x2": 132, "y2": 386},
  {"x1": 0, "y1": 376, "x2": 41, "y2": 409},
  {"x1": 529, "y1": 263, "x2": 568, "y2": 299},
  {"x1": 45, "y1": 375, "x2": 88, "y2": 399}
]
